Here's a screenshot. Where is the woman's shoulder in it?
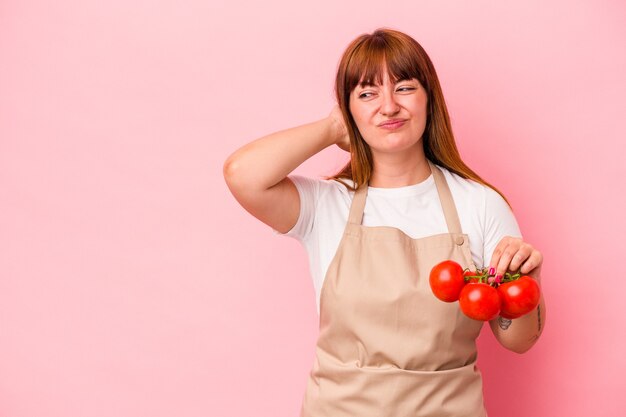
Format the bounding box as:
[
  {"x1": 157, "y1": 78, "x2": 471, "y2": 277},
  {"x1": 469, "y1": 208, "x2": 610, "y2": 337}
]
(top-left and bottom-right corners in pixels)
[
  {"x1": 437, "y1": 164, "x2": 513, "y2": 217},
  {"x1": 437, "y1": 164, "x2": 488, "y2": 198}
]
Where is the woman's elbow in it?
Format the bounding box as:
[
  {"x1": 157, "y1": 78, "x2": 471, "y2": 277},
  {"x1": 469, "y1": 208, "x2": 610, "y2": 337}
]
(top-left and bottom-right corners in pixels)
[{"x1": 501, "y1": 338, "x2": 538, "y2": 355}]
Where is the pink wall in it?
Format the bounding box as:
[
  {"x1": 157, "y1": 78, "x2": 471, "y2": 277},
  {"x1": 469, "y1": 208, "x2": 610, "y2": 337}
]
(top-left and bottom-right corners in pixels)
[{"x1": 1, "y1": 1, "x2": 625, "y2": 416}]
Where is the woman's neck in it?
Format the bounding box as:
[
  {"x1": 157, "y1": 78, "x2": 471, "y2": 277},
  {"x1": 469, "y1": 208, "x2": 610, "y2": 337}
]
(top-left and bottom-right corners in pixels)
[{"x1": 368, "y1": 146, "x2": 431, "y2": 188}]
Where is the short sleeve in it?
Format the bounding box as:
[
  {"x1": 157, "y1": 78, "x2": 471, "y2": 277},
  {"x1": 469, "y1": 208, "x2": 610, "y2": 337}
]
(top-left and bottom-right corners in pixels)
[
  {"x1": 271, "y1": 174, "x2": 319, "y2": 241},
  {"x1": 482, "y1": 186, "x2": 523, "y2": 268}
]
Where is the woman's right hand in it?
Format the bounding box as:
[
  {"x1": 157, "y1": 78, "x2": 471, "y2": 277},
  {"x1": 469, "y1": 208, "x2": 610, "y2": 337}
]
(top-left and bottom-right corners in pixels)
[
  {"x1": 328, "y1": 105, "x2": 351, "y2": 153},
  {"x1": 224, "y1": 104, "x2": 353, "y2": 235}
]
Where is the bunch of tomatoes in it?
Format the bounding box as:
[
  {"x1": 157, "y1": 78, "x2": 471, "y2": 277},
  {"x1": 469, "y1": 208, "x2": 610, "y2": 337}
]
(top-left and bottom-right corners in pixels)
[{"x1": 429, "y1": 260, "x2": 541, "y2": 321}]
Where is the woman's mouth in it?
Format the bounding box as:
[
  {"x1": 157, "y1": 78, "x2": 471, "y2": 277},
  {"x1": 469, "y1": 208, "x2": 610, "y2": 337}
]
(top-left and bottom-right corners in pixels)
[{"x1": 379, "y1": 120, "x2": 406, "y2": 130}]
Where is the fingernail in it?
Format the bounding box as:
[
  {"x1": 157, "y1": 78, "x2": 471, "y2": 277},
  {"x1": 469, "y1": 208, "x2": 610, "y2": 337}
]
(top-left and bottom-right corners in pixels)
[{"x1": 488, "y1": 267, "x2": 495, "y2": 275}]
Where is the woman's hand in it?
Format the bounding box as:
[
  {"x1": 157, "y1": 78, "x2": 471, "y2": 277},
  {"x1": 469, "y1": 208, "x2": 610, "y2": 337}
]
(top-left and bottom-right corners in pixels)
[
  {"x1": 489, "y1": 236, "x2": 543, "y2": 285},
  {"x1": 488, "y1": 236, "x2": 546, "y2": 353},
  {"x1": 328, "y1": 105, "x2": 351, "y2": 152}
]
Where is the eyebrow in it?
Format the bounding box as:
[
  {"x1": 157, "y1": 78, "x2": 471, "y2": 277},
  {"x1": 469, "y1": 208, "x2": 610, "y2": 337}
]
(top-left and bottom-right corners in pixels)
[{"x1": 357, "y1": 77, "x2": 413, "y2": 89}]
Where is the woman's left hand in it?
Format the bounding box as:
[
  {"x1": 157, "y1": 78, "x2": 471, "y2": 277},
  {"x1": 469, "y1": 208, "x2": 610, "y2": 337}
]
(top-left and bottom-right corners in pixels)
[{"x1": 489, "y1": 236, "x2": 543, "y2": 284}]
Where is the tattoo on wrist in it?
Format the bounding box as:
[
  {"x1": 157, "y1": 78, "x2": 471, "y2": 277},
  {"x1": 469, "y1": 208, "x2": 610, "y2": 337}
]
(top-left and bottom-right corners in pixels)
[{"x1": 498, "y1": 317, "x2": 512, "y2": 330}]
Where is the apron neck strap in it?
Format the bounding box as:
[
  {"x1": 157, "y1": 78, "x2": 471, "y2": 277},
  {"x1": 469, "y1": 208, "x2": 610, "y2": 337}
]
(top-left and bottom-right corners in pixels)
[
  {"x1": 428, "y1": 160, "x2": 463, "y2": 234},
  {"x1": 347, "y1": 159, "x2": 463, "y2": 234},
  {"x1": 348, "y1": 180, "x2": 368, "y2": 226}
]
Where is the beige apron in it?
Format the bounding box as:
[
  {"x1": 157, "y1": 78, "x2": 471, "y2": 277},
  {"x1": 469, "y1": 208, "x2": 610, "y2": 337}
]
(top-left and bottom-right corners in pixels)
[{"x1": 300, "y1": 160, "x2": 488, "y2": 417}]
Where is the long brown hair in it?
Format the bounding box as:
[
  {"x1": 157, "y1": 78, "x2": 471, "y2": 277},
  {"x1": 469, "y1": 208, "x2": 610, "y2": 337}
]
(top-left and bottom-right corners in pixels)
[{"x1": 324, "y1": 27, "x2": 513, "y2": 209}]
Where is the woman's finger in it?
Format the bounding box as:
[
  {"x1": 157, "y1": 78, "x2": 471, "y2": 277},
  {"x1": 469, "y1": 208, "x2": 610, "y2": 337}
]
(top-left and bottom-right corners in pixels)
[
  {"x1": 488, "y1": 239, "x2": 506, "y2": 274},
  {"x1": 489, "y1": 237, "x2": 519, "y2": 277},
  {"x1": 520, "y1": 249, "x2": 543, "y2": 275},
  {"x1": 508, "y1": 243, "x2": 534, "y2": 273},
  {"x1": 495, "y1": 241, "x2": 519, "y2": 277}
]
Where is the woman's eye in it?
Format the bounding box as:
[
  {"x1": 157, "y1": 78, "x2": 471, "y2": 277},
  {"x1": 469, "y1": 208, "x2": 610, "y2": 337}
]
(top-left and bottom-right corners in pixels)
[{"x1": 359, "y1": 87, "x2": 414, "y2": 98}]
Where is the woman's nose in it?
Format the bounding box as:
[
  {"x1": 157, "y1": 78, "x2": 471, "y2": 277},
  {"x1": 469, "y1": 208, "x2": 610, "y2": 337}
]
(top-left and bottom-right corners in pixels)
[{"x1": 379, "y1": 88, "x2": 400, "y2": 116}]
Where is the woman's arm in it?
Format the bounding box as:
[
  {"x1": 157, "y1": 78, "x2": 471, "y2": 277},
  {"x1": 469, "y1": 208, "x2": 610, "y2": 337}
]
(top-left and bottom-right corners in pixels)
[
  {"x1": 223, "y1": 106, "x2": 349, "y2": 233},
  {"x1": 489, "y1": 281, "x2": 546, "y2": 354},
  {"x1": 487, "y1": 237, "x2": 547, "y2": 354}
]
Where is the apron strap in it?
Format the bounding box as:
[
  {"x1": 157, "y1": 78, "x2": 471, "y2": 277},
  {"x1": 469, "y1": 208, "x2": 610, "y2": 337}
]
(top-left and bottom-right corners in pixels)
[
  {"x1": 428, "y1": 160, "x2": 463, "y2": 234},
  {"x1": 347, "y1": 160, "x2": 463, "y2": 234},
  {"x1": 348, "y1": 179, "x2": 368, "y2": 225}
]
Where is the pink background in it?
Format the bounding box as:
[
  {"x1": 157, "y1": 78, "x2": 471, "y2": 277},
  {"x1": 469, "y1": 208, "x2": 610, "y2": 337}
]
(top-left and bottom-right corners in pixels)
[{"x1": 1, "y1": 1, "x2": 625, "y2": 416}]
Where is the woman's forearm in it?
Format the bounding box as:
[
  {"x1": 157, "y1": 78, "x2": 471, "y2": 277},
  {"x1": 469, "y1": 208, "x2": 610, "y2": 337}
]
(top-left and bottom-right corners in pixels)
[
  {"x1": 223, "y1": 116, "x2": 343, "y2": 190},
  {"x1": 489, "y1": 283, "x2": 546, "y2": 354}
]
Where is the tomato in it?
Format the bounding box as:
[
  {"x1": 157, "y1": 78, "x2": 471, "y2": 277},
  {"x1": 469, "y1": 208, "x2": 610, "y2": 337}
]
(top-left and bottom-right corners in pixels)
[
  {"x1": 429, "y1": 260, "x2": 465, "y2": 302},
  {"x1": 497, "y1": 275, "x2": 541, "y2": 319},
  {"x1": 458, "y1": 283, "x2": 501, "y2": 321}
]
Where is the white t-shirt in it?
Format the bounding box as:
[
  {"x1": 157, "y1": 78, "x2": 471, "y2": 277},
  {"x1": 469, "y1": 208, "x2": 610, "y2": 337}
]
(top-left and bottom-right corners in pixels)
[{"x1": 272, "y1": 163, "x2": 522, "y2": 315}]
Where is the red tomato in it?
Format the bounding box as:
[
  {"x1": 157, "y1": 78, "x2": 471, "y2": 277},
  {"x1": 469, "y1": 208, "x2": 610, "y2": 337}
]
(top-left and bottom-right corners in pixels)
[
  {"x1": 429, "y1": 260, "x2": 465, "y2": 302},
  {"x1": 458, "y1": 283, "x2": 501, "y2": 321},
  {"x1": 497, "y1": 275, "x2": 541, "y2": 319}
]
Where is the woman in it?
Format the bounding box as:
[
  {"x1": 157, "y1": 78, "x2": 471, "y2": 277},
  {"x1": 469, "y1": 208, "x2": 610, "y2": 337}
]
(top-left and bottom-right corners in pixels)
[{"x1": 223, "y1": 27, "x2": 546, "y2": 417}]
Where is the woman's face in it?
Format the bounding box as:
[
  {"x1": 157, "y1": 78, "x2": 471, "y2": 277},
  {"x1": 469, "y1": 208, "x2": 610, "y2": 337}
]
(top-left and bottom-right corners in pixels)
[{"x1": 349, "y1": 68, "x2": 428, "y2": 154}]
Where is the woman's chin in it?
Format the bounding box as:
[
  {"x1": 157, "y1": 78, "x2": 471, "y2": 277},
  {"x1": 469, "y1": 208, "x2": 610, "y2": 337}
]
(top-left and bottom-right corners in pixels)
[{"x1": 369, "y1": 139, "x2": 423, "y2": 154}]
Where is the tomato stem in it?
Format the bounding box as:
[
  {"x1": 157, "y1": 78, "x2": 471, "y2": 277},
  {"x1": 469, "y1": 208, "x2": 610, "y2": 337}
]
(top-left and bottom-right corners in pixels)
[{"x1": 467, "y1": 266, "x2": 526, "y2": 287}]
